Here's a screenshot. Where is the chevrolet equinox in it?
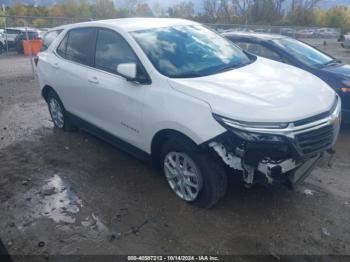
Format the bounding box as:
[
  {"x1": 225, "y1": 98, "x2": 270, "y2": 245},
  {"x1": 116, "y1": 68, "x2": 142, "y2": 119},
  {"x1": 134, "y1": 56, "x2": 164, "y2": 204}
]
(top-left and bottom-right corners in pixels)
[{"x1": 37, "y1": 18, "x2": 341, "y2": 208}]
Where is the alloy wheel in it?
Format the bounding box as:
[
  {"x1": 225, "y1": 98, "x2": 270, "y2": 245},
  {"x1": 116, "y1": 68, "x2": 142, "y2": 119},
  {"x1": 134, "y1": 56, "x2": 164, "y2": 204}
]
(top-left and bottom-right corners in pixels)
[
  {"x1": 49, "y1": 98, "x2": 64, "y2": 128},
  {"x1": 164, "y1": 152, "x2": 203, "y2": 202}
]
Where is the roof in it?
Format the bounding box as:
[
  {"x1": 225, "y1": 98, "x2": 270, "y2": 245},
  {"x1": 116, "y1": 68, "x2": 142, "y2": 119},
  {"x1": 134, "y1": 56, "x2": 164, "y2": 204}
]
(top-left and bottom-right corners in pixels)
[
  {"x1": 56, "y1": 18, "x2": 199, "y2": 32},
  {"x1": 222, "y1": 31, "x2": 285, "y2": 41}
]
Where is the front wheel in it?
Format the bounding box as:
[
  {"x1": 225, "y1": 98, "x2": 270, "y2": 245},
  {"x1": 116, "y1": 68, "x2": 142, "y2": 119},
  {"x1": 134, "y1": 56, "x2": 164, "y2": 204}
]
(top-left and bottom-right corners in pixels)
[{"x1": 160, "y1": 138, "x2": 227, "y2": 208}]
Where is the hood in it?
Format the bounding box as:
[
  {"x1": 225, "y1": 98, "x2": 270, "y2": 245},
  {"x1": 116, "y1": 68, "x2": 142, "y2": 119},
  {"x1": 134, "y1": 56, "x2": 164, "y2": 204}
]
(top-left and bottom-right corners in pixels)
[
  {"x1": 168, "y1": 57, "x2": 336, "y2": 123},
  {"x1": 322, "y1": 63, "x2": 350, "y2": 78}
]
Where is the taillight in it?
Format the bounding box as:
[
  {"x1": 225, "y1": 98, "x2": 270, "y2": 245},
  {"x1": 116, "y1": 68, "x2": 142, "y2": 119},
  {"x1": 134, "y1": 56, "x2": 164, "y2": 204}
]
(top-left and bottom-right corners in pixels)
[{"x1": 34, "y1": 56, "x2": 39, "y2": 66}]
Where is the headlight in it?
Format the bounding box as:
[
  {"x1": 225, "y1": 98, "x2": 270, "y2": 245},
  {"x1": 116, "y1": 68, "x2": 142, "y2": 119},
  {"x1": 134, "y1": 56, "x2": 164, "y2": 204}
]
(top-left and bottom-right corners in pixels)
[
  {"x1": 232, "y1": 129, "x2": 285, "y2": 142},
  {"x1": 341, "y1": 80, "x2": 350, "y2": 93},
  {"x1": 213, "y1": 114, "x2": 287, "y2": 142}
]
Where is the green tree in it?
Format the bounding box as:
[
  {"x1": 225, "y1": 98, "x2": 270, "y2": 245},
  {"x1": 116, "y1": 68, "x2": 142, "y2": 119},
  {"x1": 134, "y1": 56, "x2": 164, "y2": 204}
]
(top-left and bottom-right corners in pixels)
[
  {"x1": 152, "y1": 1, "x2": 166, "y2": 17},
  {"x1": 92, "y1": 0, "x2": 116, "y2": 19},
  {"x1": 248, "y1": 0, "x2": 284, "y2": 24},
  {"x1": 286, "y1": 0, "x2": 322, "y2": 25},
  {"x1": 324, "y1": 6, "x2": 350, "y2": 28},
  {"x1": 32, "y1": 18, "x2": 47, "y2": 27},
  {"x1": 172, "y1": 1, "x2": 195, "y2": 19},
  {"x1": 0, "y1": 8, "x2": 4, "y2": 27},
  {"x1": 135, "y1": 3, "x2": 153, "y2": 17},
  {"x1": 314, "y1": 8, "x2": 326, "y2": 26},
  {"x1": 8, "y1": 4, "x2": 27, "y2": 16},
  {"x1": 77, "y1": 0, "x2": 92, "y2": 19}
]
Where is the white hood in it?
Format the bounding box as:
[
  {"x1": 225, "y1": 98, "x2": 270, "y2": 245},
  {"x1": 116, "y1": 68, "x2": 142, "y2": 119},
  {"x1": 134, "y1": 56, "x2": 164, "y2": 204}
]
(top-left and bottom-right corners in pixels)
[{"x1": 168, "y1": 57, "x2": 336, "y2": 123}]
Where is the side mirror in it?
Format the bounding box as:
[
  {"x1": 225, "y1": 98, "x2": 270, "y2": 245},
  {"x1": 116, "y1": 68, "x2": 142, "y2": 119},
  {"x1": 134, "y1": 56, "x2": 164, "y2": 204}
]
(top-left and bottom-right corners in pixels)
[{"x1": 117, "y1": 63, "x2": 137, "y2": 81}]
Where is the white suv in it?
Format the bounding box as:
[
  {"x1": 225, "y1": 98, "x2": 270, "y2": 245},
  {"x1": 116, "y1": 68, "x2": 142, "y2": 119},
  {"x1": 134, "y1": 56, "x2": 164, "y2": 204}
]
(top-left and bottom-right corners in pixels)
[{"x1": 36, "y1": 18, "x2": 341, "y2": 208}]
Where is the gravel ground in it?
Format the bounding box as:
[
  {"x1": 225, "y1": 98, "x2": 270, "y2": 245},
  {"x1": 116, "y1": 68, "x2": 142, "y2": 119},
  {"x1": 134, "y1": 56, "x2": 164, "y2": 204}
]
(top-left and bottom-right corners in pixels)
[{"x1": 0, "y1": 40, "x2": 350, "y2": 260}]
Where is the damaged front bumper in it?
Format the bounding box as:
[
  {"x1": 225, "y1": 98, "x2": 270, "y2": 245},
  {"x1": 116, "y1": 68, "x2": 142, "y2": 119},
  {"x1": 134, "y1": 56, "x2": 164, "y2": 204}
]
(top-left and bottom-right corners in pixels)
[
  {"x1": 210, "y1": 141, "x2": 323, "y2": 187},
  {"x1": 207, "y1": 97, "x2": 341, "y2": 188}
]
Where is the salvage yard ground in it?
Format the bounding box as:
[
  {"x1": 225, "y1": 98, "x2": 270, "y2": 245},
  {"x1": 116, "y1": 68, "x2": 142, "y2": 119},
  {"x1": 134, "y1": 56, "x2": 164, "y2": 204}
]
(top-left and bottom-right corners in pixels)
[{"x1": 0, "y1": 38, "x2": 350, "y2": 260}]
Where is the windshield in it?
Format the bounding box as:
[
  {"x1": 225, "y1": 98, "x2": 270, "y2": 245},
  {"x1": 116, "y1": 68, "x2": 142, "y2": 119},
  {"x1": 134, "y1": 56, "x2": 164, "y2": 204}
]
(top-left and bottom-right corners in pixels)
[
  {"x1": 272, "y1": 38, "x2": 333, "y2": 67},
  {"x1": 131, "y1": 25, "x2": 252, "y2": 78}
]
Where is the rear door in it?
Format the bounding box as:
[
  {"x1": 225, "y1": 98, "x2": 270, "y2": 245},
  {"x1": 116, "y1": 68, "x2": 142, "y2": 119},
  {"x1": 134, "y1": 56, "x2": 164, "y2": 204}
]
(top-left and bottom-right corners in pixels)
[{"x1": 48, "y1": 27, "x2": 95, "y2": 120}]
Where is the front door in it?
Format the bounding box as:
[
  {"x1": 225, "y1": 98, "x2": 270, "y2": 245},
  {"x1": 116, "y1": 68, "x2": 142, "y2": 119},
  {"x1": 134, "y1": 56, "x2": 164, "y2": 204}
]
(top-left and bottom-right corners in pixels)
[{"x1": 86, "y1": 28, "x2": 148, "y2": 148}]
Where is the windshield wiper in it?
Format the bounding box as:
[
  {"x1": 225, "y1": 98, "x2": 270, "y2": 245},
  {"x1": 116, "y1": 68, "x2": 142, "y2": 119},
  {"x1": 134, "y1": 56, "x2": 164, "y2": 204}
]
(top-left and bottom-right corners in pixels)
[
  {"x1": 172, "y1": 71, "x2": 203, "y2": 78},
  {"x1": 322, "y1": 59, "x2": 342, "y2": 67}
]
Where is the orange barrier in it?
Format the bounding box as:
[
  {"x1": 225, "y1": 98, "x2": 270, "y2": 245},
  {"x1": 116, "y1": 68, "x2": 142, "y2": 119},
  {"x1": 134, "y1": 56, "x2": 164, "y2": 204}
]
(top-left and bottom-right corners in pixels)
[{"x1": 22, "y1": 40, "x2": 42, "y2": 56}]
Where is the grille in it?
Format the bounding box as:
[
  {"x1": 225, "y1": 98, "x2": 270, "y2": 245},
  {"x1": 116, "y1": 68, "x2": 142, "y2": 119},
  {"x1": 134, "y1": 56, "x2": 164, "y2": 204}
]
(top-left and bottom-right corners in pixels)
[{"x1": 295, "y1": 125, "x2": 334, "y2": 155}]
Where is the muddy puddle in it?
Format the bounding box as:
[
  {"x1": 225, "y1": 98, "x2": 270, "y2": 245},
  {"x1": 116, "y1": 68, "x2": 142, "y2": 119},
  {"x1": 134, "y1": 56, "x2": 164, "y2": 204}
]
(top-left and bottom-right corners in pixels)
[{"x1": 32, "y1": 174, "x2": 83, "y2": 224}]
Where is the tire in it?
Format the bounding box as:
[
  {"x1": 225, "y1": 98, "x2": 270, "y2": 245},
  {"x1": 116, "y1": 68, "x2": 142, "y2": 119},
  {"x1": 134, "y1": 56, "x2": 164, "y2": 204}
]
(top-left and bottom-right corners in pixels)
[
  {"x1": 0, "y1": 44, "x2": 3, "y2": 55},
  {"x1": 46, "y1": 91, "x2": 77, "y2": 132},
  {"x1": 160, "y1": 137, "x2": 227, "y2": 208}
]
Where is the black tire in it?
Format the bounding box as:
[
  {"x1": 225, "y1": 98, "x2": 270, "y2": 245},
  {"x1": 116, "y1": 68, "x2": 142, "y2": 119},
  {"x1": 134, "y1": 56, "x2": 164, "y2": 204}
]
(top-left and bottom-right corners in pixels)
[
  {"x1": 160, "y1": 137, "x2": 227, "y2": 208},
  {"x1": 0, "y1": 44, "x2": 3, "y2": 55},
  {"x1": 46, "y1": 91, "x2": 77, "y2": 132}
]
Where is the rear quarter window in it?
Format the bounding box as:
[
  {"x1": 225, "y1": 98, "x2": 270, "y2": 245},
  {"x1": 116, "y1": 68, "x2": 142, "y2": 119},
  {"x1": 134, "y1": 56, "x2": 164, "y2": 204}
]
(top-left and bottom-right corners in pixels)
[
  {"x1": 56, "y1": 33, "x2": 68, "y2": 58},
  {"x1": 41, "y1": 30, "x2": 63, "y2": 51}
]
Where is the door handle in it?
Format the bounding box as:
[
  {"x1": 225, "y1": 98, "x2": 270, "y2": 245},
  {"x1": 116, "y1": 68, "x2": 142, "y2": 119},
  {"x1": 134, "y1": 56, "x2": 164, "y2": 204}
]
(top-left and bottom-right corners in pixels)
[
  {"x1": 88, "y1": 76, "x2": 99, "y2": 84},
  {"x1": 52, "y1": 62, "x2": 60, "y2": 69}
]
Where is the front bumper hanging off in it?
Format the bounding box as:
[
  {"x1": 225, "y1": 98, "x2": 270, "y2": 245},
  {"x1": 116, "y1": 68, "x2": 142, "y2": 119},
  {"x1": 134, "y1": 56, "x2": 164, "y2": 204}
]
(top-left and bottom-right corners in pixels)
[
  {"x1": 209, "y1": 141, "x2": 324, "y2": 187},
  {"x1": 208, "y1": 98, "x2": 341, "y2": 187},
  {"x1": 209, "y1": 140, "x2": 326, "y2": 187}
]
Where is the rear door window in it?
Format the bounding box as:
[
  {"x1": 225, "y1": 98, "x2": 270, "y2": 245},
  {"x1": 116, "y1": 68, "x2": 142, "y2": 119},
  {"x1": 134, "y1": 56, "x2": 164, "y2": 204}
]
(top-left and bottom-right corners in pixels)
[{"x1": 65, "y1": 28, "x2": 94, "y2": 65}]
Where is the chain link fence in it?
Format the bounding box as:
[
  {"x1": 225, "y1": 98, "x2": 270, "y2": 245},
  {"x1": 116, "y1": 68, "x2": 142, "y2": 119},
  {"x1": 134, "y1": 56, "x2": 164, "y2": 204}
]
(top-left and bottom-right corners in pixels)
[{"x1": 0, "y1": 15, "x2": 92, "y2": 78}]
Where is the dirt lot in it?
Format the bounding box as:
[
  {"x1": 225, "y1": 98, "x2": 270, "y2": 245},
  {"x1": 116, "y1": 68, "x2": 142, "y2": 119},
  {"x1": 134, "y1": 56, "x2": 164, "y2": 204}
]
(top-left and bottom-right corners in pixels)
[{"x1": 0, "y1": 40, "x2": 350, "y2": 260}]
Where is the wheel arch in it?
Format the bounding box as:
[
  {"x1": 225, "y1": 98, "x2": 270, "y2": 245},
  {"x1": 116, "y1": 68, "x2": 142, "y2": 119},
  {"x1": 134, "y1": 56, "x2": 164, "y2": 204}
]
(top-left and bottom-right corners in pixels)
[
  {"x1": 150, "y1": 129, "x2": 198, "y2": 167},
  {"x1": 41, "y1": 85, "x2": 57, "y2": 101}
]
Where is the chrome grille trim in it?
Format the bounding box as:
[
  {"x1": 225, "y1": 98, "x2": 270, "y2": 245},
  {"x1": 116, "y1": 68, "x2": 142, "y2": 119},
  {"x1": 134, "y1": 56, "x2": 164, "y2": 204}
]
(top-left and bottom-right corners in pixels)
[
  {"x1": 294, "y1": 125, "x2": 334, "y2": 155},
  {"x1": 228, "y1": 96, "x2": 341, "y2": 157}
]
